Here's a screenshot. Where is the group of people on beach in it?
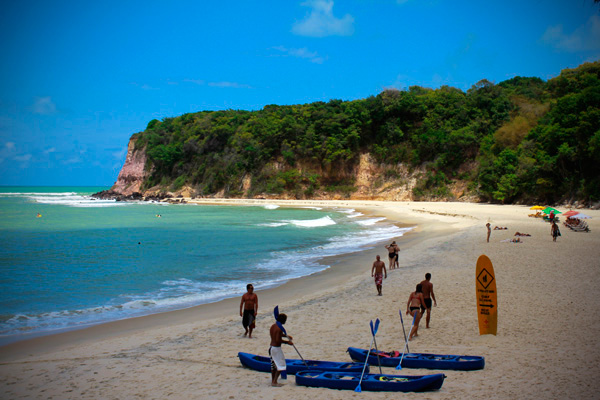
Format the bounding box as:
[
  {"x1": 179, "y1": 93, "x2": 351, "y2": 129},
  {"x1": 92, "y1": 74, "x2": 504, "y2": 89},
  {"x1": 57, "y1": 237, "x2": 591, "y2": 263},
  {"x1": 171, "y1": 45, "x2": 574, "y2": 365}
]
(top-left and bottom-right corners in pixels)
[
  {"x1": 240, "y1": 239, "x2": 439, "y2": 386},
  {"x1": 370, "y1": 243, "x2": 437, "y2": 341},
  {"x1": 487, "y1": 219, "x2": 560, "y2": 243},
  {"x1": 370, "y1": 241, "x2": 400, "y2": 296}
]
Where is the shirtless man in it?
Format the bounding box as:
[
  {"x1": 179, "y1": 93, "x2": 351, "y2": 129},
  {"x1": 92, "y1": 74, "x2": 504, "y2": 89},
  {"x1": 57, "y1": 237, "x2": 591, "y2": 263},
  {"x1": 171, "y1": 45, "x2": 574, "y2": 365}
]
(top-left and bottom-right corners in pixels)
[
  {"x1": 240, "y1": 284, "x2": 258, "y2": 338},
  {"x1": 269, "y1": 313, "x2": 293, "y2": 387},
  {"x1": 371, "y1": 255, "x2": 387, "y2": 296},
  {"x1": 419, "y1": 273, "x2": 437, "y2": 328}
]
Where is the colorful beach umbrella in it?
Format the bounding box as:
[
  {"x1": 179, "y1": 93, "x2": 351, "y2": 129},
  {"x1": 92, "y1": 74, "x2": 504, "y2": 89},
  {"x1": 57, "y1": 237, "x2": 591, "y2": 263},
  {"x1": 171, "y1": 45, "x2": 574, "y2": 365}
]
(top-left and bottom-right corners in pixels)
[
  {"x1": 530, "y1": 205, "x2": 545, "y2": 210},
  {"x1": 572, "y1": 213, "x2": 592, "y2": 219},
  {"x1": 563, "y1": 210, "x2": 580, "y2": 217},
  {"x1": 543, "y1": 207, "x2": 562, "y2": 214}
]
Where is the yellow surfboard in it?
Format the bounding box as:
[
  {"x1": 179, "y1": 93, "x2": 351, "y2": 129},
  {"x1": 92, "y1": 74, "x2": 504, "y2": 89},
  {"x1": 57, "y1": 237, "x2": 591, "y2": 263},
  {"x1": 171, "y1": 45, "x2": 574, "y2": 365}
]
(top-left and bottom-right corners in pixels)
[{"x1": 476, "y1": 255, "x2": 497, "y2": 335}]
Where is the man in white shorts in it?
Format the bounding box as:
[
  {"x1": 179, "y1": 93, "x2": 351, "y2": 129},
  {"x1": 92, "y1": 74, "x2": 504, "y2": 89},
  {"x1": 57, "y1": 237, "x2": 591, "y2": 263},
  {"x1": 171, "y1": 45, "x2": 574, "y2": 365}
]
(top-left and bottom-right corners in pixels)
[{"x1": 269, "y1": 313, "x2": 293, "y2": 386}]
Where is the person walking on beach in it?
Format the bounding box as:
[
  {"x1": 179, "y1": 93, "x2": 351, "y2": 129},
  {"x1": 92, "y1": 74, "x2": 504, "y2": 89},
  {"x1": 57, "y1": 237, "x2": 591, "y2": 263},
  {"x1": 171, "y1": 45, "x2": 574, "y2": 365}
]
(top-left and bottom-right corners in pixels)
[
  {"x1": 551, "y1": 221, "x2": 560, "y2": 242},
  {"x1": 385, "y1": 242, "x2": 399, "y2": 269},
  {"x1": 269, "y1": 313, "x2": 293, "y2": 387},
  {"x1": 240, "y1": 284, "x2": 258, "y2": 338},
  {"x1": 486, "y1": 223, "x2": 491, "y2": 243},
  {"x1": 371, "y1": 255, "x2": 387, "y2": 296},
  {"x1": 406, "y1": 284, "x2": 426, "y2": 340},
  {"x1": 419, "y1": 273, "x2": 437, "y2": 328}
]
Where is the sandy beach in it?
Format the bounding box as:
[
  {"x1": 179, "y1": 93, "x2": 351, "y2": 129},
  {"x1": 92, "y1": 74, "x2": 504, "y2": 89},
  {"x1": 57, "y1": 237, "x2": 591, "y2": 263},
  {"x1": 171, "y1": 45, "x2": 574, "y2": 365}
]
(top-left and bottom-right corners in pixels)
[{"x1": 1, "y1": 201, "x2": 599, "y2": 399}]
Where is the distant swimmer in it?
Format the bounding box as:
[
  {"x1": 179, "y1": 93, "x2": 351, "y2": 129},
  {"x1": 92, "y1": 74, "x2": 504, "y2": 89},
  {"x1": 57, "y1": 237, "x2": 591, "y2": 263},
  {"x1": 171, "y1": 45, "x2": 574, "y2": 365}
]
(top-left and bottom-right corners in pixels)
[{"x1": 36, "y1": 213, "x2": 42, "y2": 218}]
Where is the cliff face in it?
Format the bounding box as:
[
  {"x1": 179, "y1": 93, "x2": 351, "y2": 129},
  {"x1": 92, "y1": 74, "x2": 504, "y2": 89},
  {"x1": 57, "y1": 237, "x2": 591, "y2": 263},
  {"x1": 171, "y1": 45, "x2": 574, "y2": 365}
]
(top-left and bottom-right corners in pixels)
[{"x1": 110, "y1": 138, "x2": 149, "y2": 196}]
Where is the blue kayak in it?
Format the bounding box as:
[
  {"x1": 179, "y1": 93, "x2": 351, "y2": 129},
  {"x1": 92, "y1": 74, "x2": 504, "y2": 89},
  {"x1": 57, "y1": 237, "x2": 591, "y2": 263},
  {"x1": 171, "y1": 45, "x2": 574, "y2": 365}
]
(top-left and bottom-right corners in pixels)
[
  {"x1": 237, "y1": 352, "x2": 367, "y2": 374},
  {"x1": 347, "y1": 347, "x2": 485, "y2": 371},
  {"x1": 295, "y1": 370, "x2": 446, "y2": 392}
]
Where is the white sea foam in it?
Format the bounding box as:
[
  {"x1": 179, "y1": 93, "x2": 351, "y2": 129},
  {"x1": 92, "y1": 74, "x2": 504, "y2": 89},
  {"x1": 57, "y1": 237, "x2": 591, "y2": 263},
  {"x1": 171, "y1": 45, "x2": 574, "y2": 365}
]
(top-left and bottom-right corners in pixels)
[
  {"x1": 25, "y1": 193, "x2": 132, "y2": 208},
  {"x1": 346, "y1": 212, "x2": 364, "y2": 218},
  {"x1": 257, "y1": 222, "x2": 289, "y2": 227},
  {"x1": 355, "y1": 217, "x2": 387, "y2": 226},
  {"x1": 263, "y1": 204, "x2": 279, "y2": 209},
  {"x1": 285, "y1": 216, "x2": 336, "y2": 228}
]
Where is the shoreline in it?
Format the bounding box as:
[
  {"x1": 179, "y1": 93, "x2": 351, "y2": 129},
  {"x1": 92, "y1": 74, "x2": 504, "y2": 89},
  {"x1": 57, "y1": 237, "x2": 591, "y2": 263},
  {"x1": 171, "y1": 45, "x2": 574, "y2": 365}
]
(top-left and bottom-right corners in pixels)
[
  {"x1": 2, "y1": 201, "x2": 599, "y2": 399},
  {"x1": 0, "y1": 200, "x2": 439, "y2": 357}
]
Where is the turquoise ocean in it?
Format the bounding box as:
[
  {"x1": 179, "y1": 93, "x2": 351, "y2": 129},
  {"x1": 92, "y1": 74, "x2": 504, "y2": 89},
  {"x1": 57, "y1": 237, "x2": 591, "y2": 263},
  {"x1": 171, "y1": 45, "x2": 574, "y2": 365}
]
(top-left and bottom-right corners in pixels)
[{"x1": 0, "y1": 187, "x2": 411, "y2": 344}]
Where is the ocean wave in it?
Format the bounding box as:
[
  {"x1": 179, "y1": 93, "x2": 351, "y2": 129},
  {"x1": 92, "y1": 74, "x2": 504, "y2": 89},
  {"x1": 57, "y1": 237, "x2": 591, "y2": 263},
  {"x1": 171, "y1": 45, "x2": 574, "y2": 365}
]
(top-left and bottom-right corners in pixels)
[
  {"x1": 0, "y1": 192, "x2": 78, "y2": 196},
  {"x1": 27, "y1": 194, "x2": 131, "y2": 208},
  {"x1": 263, "y1": 204, "x2": 280, "y2": 210},
  {"x1": 354, "y1": 217, "x2": 387, "y2": 226},
  {"x1": 285, "y1": 216, "x2": 336, "y2": 228},
  {"x1": 257, "y1": 222, "x2": 289, "y2": 227},
  {"x1": 346, "y1": 212, "x2": 364, "y2": 218}
]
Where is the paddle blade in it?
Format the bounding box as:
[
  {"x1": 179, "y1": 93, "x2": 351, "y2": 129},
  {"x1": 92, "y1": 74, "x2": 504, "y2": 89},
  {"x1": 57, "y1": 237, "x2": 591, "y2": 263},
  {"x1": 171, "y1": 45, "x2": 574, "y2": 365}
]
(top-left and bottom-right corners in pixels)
[
  {"x1": 396, "y1": 364, "x2": 403, "y2": 370},
  {"x1": 399, "y1": 308, "x2": 404, "y2": 322},
  {"x1": 355, "y1": 385, "x2": 362, "y2": 393},
  {"x1": 373, "y1": 318, "x2": 380, "y2": 335},
  {"x1": 274, "y1": 305, "x2": 279, "y2": 320},
  {"x1": 369, "y1": 320, "x2": 374, "y2": 336}
]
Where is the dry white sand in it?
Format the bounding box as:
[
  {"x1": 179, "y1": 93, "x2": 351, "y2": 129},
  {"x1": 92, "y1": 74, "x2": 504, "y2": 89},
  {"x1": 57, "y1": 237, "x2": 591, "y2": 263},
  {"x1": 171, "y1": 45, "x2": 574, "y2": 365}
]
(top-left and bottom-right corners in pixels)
[{"x1": 1, "y1": 201, "x2": 599, "y2": 400}]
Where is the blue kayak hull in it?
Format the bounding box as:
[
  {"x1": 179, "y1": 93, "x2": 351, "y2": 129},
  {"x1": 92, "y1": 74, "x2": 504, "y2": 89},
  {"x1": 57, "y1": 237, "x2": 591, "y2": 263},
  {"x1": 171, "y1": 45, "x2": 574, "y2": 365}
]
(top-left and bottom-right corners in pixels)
[
  {"x1": 238, "y1": 352, "x2": 367, "y2": 374},
  {"x1": 347, "y1": 347, "x2": 485, "y2": 371},
  {"x1": 295, "y1": 370, "x2": 445, "y2": 392}
]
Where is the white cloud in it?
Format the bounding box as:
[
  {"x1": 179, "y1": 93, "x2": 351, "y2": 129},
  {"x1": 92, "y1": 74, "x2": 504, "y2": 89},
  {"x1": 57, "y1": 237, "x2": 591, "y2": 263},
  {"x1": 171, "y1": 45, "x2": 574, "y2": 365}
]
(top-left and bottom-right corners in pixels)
[
  {"x1": 44, "y1": 147, "x2": 56, "y2": 154},
  {"x1": 32, "y1": 97, "x2": 57, "y2": 115},
  {"x1": 272, "y1": 45, "x2": 326, "y2": 64},
  {"x1": 184, "y1": 79, "x2": 251, "y2": 88},
  {"x1": 208, "y1": 81, "x2": 252, "y2": 89},
  {"x1": 542, "y1": 15, "x2": 600, "y2": 52},
  {"x1": 292, "y1": 0, "x2": 354, "y2": 37},
  {"x1": 184, "y1": 79, "x2": 206, "y2": 85},
  {"x1": 14, "y1": 154, "x2": 32, "y2": 162}
]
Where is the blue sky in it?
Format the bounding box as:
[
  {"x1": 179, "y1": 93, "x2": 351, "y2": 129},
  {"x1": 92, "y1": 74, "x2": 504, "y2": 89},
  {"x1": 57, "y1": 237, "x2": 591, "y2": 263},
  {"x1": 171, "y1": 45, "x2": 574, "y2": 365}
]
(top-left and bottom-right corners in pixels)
[{"x1": 1, "y1": 0, "x2": 599, "y2": 186}]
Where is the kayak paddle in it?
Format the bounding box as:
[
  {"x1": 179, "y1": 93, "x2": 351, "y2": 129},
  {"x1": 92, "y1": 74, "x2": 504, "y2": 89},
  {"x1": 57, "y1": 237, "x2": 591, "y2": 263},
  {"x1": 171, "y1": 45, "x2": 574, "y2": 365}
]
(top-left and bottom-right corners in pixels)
[
  {"x1": 396, "y1": 311, "x2": 418, "y2": 370},
  {"x1": 370, "y1": 319, "x2": 383, "y2": 374},
  {"x1": 355, "y1": 318, "x2": 379, "y2": 393},
  {"x1": 274, "y1": 305, "x2": 308, "y2": 368},
  {"x1": 399, "y1": 308, "x2": 409, "y2": 353}
]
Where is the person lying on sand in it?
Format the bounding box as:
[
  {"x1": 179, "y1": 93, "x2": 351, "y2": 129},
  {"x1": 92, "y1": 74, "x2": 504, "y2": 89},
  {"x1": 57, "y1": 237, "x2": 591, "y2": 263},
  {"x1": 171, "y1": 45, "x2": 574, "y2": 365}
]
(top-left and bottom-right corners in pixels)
[
  {"x1": 501, "y1": 238, "x2": 523, "y2": 243},
  {"x1": 514, "y1": 232, "x2": 531, "y2": 236},
  {"x1": 494, "y1": 226, "x2": 508, "y2": 230}
]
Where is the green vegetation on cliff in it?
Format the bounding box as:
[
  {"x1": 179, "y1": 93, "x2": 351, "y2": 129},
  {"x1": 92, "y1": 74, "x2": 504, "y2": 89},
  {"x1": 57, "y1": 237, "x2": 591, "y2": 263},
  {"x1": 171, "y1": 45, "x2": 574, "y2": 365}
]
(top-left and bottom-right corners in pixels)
[{"x1": 133, "y1": 61, "x2": 600, "y2": 203}]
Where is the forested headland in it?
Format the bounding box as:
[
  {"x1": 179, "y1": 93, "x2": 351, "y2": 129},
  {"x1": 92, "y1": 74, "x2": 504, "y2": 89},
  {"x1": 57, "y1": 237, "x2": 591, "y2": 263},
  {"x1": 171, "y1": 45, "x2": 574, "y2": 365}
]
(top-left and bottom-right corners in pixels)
[{"x1": 123, "y1": 61, "x2": 599, "y2": 205}]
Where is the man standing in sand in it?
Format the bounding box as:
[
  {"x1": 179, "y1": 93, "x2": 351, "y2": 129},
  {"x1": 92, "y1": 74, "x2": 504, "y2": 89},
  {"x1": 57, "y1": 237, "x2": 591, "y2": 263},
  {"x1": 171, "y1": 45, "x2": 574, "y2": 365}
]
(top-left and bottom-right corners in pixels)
[
  {"x1": 269, "y1": 313, "x2": 293, "y2": 387},
  {"x1": 419, "y1": 273, "x2": 437, "y2": 328},
  {"x1": 371, "y1": 255, "x2": 387, "y2": 296},
  {"x1": 240, "y1": 284, "x2": 258, "y2": 338},
  {"x1": 486, "y1": 223, "x2": 491, "y2": 243}
]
